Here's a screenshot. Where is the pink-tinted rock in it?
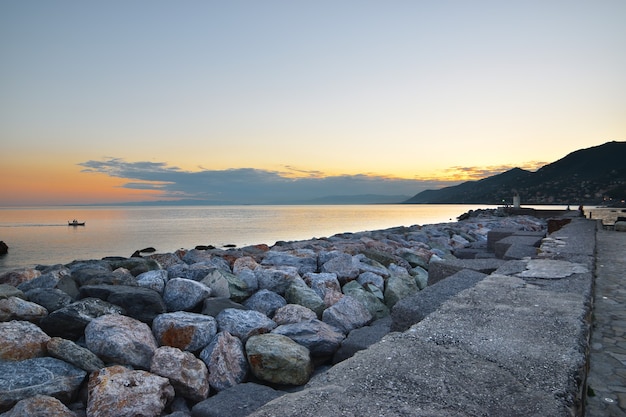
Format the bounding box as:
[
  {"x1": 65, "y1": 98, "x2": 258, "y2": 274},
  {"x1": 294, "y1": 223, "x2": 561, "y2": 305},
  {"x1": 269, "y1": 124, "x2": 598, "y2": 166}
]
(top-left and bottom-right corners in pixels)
[
  {"x1": 0, "y1": 320, "x2": 50, "y2": 361},
  {"x1": 1, "y1": 394, "x2": 77, "y2": 417},
  {"x1": 87, "y1": 365, "x2": 174, "y2": 417},
  {"x1": 0, "y1": 269, "x2": 41, "y2": 288},
  {"x1": 150, "y1": 346, "x2": 209, "y2": 402},
  {"x1": 272, "y1": 304, "x2": 317, "y2": 325},
  {"x1": 199, "y1": 331, "x2": 248, "y2": 391},
  {"x1": 152, "y1": 311, "x2": 217, "y2": 352},
  {"x1": 0, "y1": 296, "x2": 48, "y2": 322},
  {"x1": 232, "y1": 256, "x2": 260, "y2": 274}
]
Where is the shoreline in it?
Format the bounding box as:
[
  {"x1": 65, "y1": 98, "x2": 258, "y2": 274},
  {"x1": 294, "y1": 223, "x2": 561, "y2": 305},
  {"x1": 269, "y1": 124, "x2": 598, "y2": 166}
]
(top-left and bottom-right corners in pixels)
[{"x1": 0, "y1": 209, "x2": 583, "y2": 416}]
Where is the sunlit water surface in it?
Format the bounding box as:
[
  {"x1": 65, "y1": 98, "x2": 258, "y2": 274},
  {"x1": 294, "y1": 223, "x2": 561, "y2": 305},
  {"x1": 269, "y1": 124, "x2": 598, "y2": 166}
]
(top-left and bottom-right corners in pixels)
[{"x1": 1, "y1": 204, "x2": 569, "y2": 272}]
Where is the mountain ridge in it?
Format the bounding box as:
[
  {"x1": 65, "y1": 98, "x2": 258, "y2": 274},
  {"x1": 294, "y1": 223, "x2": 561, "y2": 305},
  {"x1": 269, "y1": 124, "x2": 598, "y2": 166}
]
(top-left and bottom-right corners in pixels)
[{"x1": 404, "y1": 141, "x2": 626, "y2": 206}]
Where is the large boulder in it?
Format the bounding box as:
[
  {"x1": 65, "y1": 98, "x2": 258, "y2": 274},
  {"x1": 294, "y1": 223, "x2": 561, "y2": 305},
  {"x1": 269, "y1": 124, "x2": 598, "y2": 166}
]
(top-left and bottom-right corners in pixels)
[
  {"x1": 105, "y1": 257, "x2": 161, "y2": 276},
  {"x1": 0, "y1": 357, "x2": 86, "y2": 412},
  {"x1": 0, "y1": 268, "x2": 41, "y2": 288},
  {"x1": 152, "y1": 311, "x2": 217, "y2": 352},
  {"x1": 39, "y1": 298, "x2": 124, "y2": 340},
  {"x1": 200, "y1": 269, "x2": 232, "y2": 298},
  {"x1": 150, "y1": 346, "x2": 210, "y2": 402},
  {"x1": 87, "y1": 365, "x2": 174, "y2": 417},
  {"x1": 272, "y1": 319, "x2": 345, "y2": 357},
  {"x1": 85, "y1": 314, "x2": 158, "y2": 370},
  {"x1": 243, "y1": 289, "x2": 287, "y2": 318},
  {"x1": 272, "y1": 304, "x2": 317, "y2": 325},
  {"x1": 255, "y1": 268, "x2": 300, "y2": 296},
  {"x1": 341, "y1": 281, "x2": 389, "y2": 320},
  {"x1": 260, "y1": 250, "x2": 318, "y2": 275},
  {"x1": 322, "y1": 295, "x2": 372, "y2": 334},
  {"x1": 245, "y1": 334, "x2": 312, "y2": 386},
  {"x1": 163, "y1": 278, "x2": 212, "y2": 312},
  {"x1": 0, "y1": 394, "x2": 77, "y2": 417},
  {"x1": 24, "y1": 288, "x2": 73, "y2": 313},
  {"x1": 303, "y1": 272, "x2": 341, "y2": 301},
  {"x1": 0, "y1": 296, "x2": 48, "y2": 322},
  {"x1": 46, "y1": 337, "x2": 105, "y2": 373},
  {"x1": 135, "y1": 269, "x2": 169, "y2": 294},
  {"x1": 0, "y1": 320, "x2": 50, "y2": 361},
  {"x1": 284, "y1": 281, "x2": 325, "y2": 318},
  {"x1": 199, "y1": 331, "x2": 249, "y2": 392},
  {"x1": 191, "y1": 383, "x2": 283, "y2": 417},
  {"x1": 383, "y1": 269, "x2": 419, "y2": 308},
  {"x1": 215, "y1": 309, "x2": 277, "y2": 343},
  {"x1": 320, "y1": 253, "x2": 360, "y2": 283},
  {"x1": 79, "y1": 284, "x2": 166, "y2": 323},
  {"x1": 15, "y1": 267, "x2": 71, "y2": 293},
  {"x1": 0, "y1": 241, "x2": 7, "y2": 255}
]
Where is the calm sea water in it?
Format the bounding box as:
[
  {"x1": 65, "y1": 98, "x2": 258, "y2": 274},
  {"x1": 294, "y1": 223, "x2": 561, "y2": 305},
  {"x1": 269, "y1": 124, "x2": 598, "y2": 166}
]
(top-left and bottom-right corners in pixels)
[{"x1": 0, "y1": 203, "x2": 557, "y2": 273}]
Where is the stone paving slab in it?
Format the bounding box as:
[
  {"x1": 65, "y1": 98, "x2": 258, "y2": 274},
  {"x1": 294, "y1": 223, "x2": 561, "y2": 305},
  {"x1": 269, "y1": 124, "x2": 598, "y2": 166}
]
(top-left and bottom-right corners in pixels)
[{"x1": 585, "y1": 229, "x2": 626, "y2": 417}]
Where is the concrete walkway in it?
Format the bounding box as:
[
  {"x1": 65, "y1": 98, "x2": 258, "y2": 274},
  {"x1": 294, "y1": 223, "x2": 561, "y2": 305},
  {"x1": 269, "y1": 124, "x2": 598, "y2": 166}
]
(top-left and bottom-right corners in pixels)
[{"x1": 586, "y1": 229, "x2": 626, "y2": 416}]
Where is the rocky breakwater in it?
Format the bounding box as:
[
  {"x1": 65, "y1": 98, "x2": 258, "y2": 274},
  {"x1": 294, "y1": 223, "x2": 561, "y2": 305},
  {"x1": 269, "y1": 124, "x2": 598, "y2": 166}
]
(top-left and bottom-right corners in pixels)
[{"x1": 0, "y1": 210, "x2": 545, "y2": 417}]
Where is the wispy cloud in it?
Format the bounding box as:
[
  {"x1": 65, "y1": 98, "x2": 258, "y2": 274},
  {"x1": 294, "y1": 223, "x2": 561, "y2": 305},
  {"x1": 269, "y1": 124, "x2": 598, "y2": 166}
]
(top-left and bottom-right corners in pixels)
[
  {"x1": 79, "y1": 158, "x2": 545, "y2": 204},
  {"x1": 414, "y1": 161, "x2": 547, "y2": 182}
]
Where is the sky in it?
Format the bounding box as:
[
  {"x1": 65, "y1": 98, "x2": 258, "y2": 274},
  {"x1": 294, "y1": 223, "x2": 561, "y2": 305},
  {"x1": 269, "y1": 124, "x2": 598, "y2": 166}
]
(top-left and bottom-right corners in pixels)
[{"x1": 1, "y1": 1, "x2": 625, "y2": 206}]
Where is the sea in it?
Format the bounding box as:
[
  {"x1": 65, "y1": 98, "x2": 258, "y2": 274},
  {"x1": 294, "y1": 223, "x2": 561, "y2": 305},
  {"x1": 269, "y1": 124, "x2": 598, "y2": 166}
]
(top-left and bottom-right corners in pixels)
[{"x1": 0, "y1": 203, "x2": 608, "y2": 274}]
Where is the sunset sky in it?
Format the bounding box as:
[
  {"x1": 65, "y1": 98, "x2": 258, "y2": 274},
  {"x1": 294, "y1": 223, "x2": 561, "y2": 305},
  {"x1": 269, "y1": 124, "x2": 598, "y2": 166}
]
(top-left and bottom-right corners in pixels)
[{"x1": 1, "y1": 1, "x2": 625, "y2": 206}]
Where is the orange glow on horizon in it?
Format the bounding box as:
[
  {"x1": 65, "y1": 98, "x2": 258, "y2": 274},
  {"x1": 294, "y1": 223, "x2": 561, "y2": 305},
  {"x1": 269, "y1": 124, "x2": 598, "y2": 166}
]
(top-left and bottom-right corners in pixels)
[{"x1": 0, "y1": 160, "x2": 160, "y2": 206}]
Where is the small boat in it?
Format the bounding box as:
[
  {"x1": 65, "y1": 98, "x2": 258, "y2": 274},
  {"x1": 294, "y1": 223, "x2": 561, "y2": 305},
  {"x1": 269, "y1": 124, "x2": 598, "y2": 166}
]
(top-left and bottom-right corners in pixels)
[{"x1": 68, "y1": 219, "x2": 85, "y2": 226}]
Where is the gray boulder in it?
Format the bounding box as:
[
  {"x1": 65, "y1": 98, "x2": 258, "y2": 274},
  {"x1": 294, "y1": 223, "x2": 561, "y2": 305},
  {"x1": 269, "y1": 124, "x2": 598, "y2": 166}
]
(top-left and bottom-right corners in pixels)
[
  {"x1": 0, "y1": 284, "x2": 24, "y2": 300},
  {"x1": 79, "y1": 284, "x2": 166, "y2": 323},
  {"x1": 303, "y1": 272, "x2": 341, "y2": 300},
  {"x1": 16, "y1": 267, "x2": 71, "y2": 293},
  {"x1": 284, "y1": 281, "x2": 325, "y2": 318},
  {"x1": 245, "y1": 334, "x2": 312, "y2": 386},
  {"x1": 46, "y1": 337, "x2": 105, "y2": 372},
  {"x1": 255, "y1": 268, "x2": 299, "y2": 295},
  {"x1": 0, "y1": 357, "x2": 86, "y2": 412},
  {"x1": 150, "y1": 346, "x2": 210, "y2": 402},
  {"x1": 0, "y1": 296, "x2": 48, "y2": 322},
  {"x1": 201, "y1": 269, "x2": 232, "y2": 298},
  {"x1": 341, "y1": 281, "x2": 389, "y2": 320},
  {"x1": 163, "y1": 278, "x2": 212, "y2": 312},
  {"x1": 85, "y1": 314, "x2": 158, "y2": 370},
  {"x1": 383, "y1": 269, "x2": 419, "y2": 308},
  {"x1": 202, "y1": 297, "x2": 247, "y2": 317},
  {"x1": 105, "y1": 257, "x2": 161, "y2": 276},
  {"x1": 260, "y1": 250, "x2": 318, "y2": 275},
  {"x1": 136, "y1": 269, "x2": 169, "y2": 294},
  {"x1": 332, "y1": 316, "x2": 392, "y2": 364},
  {"x1": 39, "y1": 298, "x2": 124, "y2": 340},
  {"x1": 191, "y1": 383, "x2": 283, "y2": 417},
  {"x1": 199, "y1": 331, "x2": 249, "y2": 392},
  {"x1": 0, "y1": 394, "x2": 77, "y2": 417},
  {"x1": 243, "y1": 289, "x2": 286, "y2": 318},
  {"x1": 356, "y1": 271, "x2": 384, "y2": 291},
  {"x1": 235, "y1": 268, "x2": 259, "y2": 294},
  {"x1": 24, "y1": 288, "x2": 73, "y2": 312},
  {"x1": 215, "y1": 308, "x2": 277, "y2": 343},
  {"x1": 322, "y1": 295, "x2": 372, "y2": 334},
  {"x1": 272, "y1": 319, "x2": 345, "y2": 357},
  {"x1": 320, "y1": 253, "x2": 359, "y2": 283},
  {"x1": 272, "y1": 304, "x2": 317, "y2": 325},
  {"x1": 152, "y1": 311, "x2": 217, "y2": 352}
]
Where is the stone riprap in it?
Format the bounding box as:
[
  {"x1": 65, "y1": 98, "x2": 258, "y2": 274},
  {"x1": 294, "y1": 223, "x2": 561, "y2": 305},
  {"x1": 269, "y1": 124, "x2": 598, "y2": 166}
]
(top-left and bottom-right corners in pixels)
[{"x1": 0, "y1": 211, "x2": 546, "y2": 416}]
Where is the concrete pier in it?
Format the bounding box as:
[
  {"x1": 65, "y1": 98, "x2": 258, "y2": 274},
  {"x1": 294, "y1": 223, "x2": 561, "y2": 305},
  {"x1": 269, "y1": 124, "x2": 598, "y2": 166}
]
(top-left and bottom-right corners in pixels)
[{"x1": 248, "y1": 216, "x2": 607, "y2": 416}]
